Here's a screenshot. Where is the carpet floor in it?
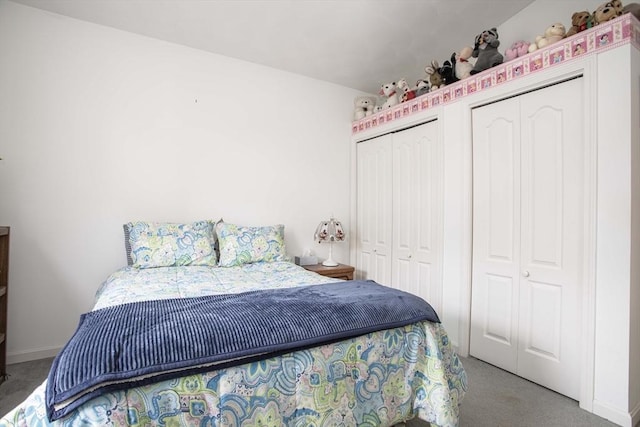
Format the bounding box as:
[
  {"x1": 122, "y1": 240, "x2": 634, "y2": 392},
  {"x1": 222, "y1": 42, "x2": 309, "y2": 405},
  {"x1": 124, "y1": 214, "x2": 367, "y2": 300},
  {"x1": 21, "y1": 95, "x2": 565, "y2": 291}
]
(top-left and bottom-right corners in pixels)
[{"x1": 0, "y1": 355, "x2": 619, "y2": 426}]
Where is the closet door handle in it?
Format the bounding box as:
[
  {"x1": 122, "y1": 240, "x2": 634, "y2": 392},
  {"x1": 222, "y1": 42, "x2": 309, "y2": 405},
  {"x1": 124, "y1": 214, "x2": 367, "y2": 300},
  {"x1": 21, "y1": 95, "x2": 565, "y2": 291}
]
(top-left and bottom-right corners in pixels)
[{"x1": 523, "y1": 271, "x2": 530, "y2": 277}]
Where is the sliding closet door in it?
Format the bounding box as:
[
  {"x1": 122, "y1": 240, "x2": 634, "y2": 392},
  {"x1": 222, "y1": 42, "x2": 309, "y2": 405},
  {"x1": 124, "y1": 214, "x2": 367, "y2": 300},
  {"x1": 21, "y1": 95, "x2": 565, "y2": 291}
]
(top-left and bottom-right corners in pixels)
[
  {"x1": 356, "y1": 134, "x2": 393, "y2": 285},
  {"x1": 471, "y1": 78, "x2": 584, "y2": 400},
  {"x1": 391, "y1": 121, "x2": 442, "y2": 311}
]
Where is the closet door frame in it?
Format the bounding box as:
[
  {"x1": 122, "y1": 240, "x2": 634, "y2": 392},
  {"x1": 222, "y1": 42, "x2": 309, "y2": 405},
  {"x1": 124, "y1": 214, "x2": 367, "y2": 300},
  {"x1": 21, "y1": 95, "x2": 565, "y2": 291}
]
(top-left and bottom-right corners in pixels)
[{"x1": 458, "y1": 58, "x2": 598, "y2": 411}]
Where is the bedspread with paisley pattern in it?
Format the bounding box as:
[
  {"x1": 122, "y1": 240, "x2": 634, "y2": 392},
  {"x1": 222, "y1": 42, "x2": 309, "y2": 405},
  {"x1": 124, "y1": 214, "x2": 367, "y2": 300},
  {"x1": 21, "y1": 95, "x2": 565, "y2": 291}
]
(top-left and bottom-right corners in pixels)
[{"x1": 0, "y1": 262, "x2": 467, "y2": 427}]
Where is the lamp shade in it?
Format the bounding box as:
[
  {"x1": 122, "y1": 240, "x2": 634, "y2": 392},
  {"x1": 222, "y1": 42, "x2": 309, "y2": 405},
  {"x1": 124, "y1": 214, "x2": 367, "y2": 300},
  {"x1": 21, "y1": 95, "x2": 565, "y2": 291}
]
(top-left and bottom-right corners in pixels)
[
  {"x1": 314, "y1": 218, "x2": 345, "y2": 267},
  {"x1": 314, "y1": 218, "x2": 345, "y2": 243}
]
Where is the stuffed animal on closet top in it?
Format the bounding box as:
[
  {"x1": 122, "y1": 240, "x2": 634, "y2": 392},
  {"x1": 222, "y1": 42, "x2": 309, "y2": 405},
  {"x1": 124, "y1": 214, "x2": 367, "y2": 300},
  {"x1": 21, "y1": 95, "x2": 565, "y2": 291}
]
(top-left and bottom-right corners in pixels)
[
  {"x1": 593, "y1": 0, "x2": 623, "y2": 24},
  {"x1": 470, "y1": 28, "x2": 504, "y2": 75},
  {"x1": 528, "y1": 23, "x2": 566, "y2": 53},
  {"x1": 415, "y1": 79, "x2": 430, "y2": 97},
  {"x1": 454, "y1": 46, "x2": 474, "y2": 79},
  {"x1": 424, "y1": 57, "x2": 459, "y2": 89},
  {"x1": 439, "y1": 53, "x2": 458, "y2": 85},
  {"x1": 504, "y1": 40, "x2": 530, "y2": 61},
  {"x1": 352, "y1": 96, "x2": 376, "y2": 120},
  {"x1": 397, "y1": 79, "x2": 417, "y2": 102},
  {"x1": 379, "y1": 82, "x2": 400, "y2": 109},
  {"x1": 565, "y1": 11, "x2": 594, "y2": 37},
  {"x1": 425, "y1": 60, "x2": 445, "y2": 89}
]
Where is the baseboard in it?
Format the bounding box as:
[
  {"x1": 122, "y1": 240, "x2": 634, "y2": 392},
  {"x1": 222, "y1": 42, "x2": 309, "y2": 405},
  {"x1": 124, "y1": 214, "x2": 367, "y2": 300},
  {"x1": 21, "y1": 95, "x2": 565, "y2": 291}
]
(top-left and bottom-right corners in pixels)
[
  {"x1": 593, "y1": 399, "x2": 634, "y2": 427},
  {"x1": 7, "y1": 346, "x2": 61, "y2": 364}
]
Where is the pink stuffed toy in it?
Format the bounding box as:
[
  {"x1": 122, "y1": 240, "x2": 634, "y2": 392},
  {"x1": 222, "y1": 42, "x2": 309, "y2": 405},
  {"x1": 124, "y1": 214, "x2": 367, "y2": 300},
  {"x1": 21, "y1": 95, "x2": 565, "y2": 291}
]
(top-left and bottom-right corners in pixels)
[{"x1": 505, "y1": 40, "x2": 531, "y2": 61}]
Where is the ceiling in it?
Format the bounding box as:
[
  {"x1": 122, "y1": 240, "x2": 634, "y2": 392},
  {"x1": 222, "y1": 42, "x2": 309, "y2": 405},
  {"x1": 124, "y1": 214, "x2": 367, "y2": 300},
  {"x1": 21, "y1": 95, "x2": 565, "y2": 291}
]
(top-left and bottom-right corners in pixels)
[{"x1": 9, "y1": 0, "x2": 535, "y2": 94}]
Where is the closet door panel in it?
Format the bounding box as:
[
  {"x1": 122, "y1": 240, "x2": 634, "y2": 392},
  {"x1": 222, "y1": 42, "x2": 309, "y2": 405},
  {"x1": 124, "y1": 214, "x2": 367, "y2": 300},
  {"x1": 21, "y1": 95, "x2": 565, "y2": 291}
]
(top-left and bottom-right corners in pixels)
[
  {"x1": 517, "y1": 78, "x2": 583, "y2": 400},
  {"x1": 393, "y1": 139, "x2": 413, "y2": 265},
  {"x1": 470, "y1": 97, "x2": 521, "y2": 373},
  {"x1": 522, "y1": 99, "x2": 564, "y2": 269},
  {"x1": 356, "y1": 135, "x2": 393, "y2": 285},
  {"x1": 392, "y1": 121, "x2": 441, "y2": 306}
]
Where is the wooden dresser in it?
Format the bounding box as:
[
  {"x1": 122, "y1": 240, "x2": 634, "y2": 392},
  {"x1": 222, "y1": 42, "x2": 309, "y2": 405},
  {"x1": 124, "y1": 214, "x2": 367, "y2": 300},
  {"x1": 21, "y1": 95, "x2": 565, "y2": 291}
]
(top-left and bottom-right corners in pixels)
[{"x1": 0, "y1": 227, "x2": 8, "y2": 384}]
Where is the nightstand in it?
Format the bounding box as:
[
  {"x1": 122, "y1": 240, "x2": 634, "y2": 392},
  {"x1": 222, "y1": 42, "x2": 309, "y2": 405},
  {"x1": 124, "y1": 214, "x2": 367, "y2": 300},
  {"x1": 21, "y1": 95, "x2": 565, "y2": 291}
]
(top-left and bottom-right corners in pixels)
[{"x1": 303, "y1": 263, "x2": 354, "y2": 281}]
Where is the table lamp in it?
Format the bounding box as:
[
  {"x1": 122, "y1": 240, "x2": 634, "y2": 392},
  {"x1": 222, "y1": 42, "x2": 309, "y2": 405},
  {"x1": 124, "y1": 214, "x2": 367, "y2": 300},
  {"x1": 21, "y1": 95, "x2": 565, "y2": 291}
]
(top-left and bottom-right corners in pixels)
[{"x1": 313, "y1": 217, "x2": 345, "y2": 267}]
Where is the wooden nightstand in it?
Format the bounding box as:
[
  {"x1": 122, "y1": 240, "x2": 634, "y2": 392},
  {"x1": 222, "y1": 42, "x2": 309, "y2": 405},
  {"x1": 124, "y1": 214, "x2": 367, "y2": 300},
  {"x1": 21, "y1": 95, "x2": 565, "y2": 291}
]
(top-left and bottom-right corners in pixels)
[{"x1": 303, "y1": 263, "x2": 354, "y2": 281}]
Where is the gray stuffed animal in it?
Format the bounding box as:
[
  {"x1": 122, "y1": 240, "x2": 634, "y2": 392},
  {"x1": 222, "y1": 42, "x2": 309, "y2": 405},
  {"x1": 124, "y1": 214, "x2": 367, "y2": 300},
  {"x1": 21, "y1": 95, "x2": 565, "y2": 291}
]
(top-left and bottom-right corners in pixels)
[{"x1": 470, "y1": 28, "x2": 504, "y2": 75}]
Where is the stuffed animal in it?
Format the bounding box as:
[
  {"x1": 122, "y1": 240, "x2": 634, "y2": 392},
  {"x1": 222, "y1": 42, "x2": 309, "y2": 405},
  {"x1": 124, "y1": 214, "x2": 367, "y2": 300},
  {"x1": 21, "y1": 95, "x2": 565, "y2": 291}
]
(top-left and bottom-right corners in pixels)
[
  {"x1": 454, "y1": 46, "x2": 475, "y2": 79},
  {"x1": 352, "y1": 96, "x2": 376, "y2": 120},
  {"x1": 593, "y1": 0, "x2": 623, "y2": 24},
  {"x1": 397, "y1": 78, "x2": 417, "y2": 102},
  {"x1": 623, "y1": 2, "x2": 640, "y2": 20},
  {"x1": 439, "y1": 54, "x2": 458, "y2": 86},
  {"x1": 379, "y1": 82, "x2": 400, "y2": 109},
  {"x1": 425, "y1": 60, "x2": 445, "y2": 89},
  {"x1": 528, "y1": 23, "x2": 566, "y2": 53},
  {"x1": 470, "y1": 28, "x2": 504, "y2": 75},
  {"x1": 504, "y1": 40, "x2": 531, "y2": 61},
  {"x1": 565, "y1": 11, "x2": 594, "y2": 37},
  {"x1": 415, "y1": 79, "x2": 430, "y2": 97}
]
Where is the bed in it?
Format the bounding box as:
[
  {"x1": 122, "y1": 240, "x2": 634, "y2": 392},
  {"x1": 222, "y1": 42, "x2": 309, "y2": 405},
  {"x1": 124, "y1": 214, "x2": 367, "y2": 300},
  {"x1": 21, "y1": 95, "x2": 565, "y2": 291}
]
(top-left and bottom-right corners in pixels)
[{"x1": 0, "y1": 220, "x2": 466, "y2": 427}]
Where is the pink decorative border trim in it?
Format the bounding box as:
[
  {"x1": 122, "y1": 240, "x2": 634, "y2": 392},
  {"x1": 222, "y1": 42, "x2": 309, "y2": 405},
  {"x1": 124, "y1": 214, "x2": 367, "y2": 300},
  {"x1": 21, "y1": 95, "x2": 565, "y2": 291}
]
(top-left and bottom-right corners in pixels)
[{"x1": 352, "y1": 13, "x2": 639, "y2": 135}]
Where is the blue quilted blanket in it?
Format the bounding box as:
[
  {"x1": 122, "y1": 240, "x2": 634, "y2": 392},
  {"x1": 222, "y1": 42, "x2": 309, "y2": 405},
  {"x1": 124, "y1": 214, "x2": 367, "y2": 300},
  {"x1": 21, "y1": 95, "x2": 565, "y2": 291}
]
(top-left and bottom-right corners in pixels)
[{"x1": 46, "y1": 280, "x2": 439, "y2": 421}]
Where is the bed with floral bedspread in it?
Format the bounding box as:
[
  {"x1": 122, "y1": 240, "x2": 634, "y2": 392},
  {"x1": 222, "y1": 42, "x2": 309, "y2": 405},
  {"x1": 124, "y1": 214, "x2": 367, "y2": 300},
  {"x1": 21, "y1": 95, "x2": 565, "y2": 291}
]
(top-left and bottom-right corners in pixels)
[{"x1": 0, "y1": 220, "x2": 466, "y2": 426}]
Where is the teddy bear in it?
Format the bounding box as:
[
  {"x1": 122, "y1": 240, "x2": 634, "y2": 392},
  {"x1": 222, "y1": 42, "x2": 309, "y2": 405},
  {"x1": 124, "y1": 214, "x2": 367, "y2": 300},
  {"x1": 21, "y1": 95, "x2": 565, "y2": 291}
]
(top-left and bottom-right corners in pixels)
[
  {"x1": 379, "y1": 82, "x2": 400, "y2": 109},
  {"x1": 504, "y1": 40, "x2": 531, "y2": 61},
  {"x1": 352, "y1": 96, "x2": 376, "y2": 120},
  {"x1": 593, "y1": 0, "x2": 623, "y2": 24},
  {"x1": 565, "y1": 11, "x2": 594, "y2": 37},
  {"x1": 528, "y1": 23, "x2": 566, "y2": 53},
  {"x1": 425, "y1": 60, "x2": 445, "y2": 89},
  {"x1": 470, "y1": 28, "x2": 504, "y2": 75}
]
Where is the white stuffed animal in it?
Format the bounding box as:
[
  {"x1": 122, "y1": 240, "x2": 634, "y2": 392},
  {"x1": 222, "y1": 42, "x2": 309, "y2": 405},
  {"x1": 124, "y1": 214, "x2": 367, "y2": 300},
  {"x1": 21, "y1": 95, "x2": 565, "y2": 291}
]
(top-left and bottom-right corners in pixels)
[
  {"x1": 379, "y1": 82, "x2": 400, "y2": 109},
  {"x1": 352, "y1": 96, "x2": 376, "y2": 120},
  {"x1": 528, "y1": 23, "x2": 566, "y2": 53},
  {"x1": 455, "y1": 46, "x2": 475, "y2": 80}
]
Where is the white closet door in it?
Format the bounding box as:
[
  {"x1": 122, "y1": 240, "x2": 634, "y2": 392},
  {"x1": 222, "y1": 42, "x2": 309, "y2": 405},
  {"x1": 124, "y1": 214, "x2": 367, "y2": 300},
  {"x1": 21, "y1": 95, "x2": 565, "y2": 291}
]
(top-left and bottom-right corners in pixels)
[
  {"x1": 470, "y1": 97, "x2": 522, "y2": 373},
  {"x1": 356, "y1": 134, "x2": 393, "y2": 285},
  {"x1": 391, "y1": 121, "x2": 442, "y2": 311},
  {"x1": 471, "y1": 78, "x2": 583, "y2": 400},
  {"x1": 517, "y1": 79, "x2": 583, "y2": 400}
]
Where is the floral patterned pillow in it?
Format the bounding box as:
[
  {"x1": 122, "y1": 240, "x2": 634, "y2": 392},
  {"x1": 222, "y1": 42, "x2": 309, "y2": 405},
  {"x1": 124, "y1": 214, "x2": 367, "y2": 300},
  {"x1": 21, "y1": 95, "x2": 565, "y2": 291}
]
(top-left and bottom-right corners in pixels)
[
  {"x1": 216, "y1": 222, "x2": 287, "y2": 267},
  {"x1": 126, "y1": 221, "x2": 218, "y2": 268}
]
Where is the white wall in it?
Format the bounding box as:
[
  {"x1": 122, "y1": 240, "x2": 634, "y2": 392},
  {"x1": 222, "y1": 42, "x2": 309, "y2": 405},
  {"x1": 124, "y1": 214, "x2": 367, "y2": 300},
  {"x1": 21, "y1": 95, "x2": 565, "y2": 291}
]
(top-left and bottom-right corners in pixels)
[{"x1": 0, "y1": 1, "x2": 362, "y2": 362}]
